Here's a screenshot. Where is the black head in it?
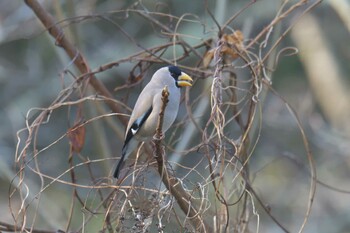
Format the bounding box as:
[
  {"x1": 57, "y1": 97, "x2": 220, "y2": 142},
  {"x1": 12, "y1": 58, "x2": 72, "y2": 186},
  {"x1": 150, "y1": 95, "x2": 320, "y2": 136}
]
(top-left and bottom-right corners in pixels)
[
  {"x1": 166, "y1": 65, "x2": 193, "y2": 88},
  {"x1": 168, "y1": 66, "x2": 182, "y2": 86}
]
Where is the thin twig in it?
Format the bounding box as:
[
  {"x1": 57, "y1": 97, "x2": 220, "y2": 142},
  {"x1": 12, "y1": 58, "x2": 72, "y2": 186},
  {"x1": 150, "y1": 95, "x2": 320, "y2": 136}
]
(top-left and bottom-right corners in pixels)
[{"x1": 0, "y1": 221, "x2": 57, "y2": 233}]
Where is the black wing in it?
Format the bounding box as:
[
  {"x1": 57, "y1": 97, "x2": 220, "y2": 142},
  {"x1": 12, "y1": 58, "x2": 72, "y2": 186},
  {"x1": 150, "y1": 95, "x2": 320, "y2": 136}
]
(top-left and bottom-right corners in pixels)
[
  {"x1": 124, "y1": 106, "x2": 153, "y2": 146},
  {"x1": 113, "y1": 106, "x2": 153, "y2": 178}
]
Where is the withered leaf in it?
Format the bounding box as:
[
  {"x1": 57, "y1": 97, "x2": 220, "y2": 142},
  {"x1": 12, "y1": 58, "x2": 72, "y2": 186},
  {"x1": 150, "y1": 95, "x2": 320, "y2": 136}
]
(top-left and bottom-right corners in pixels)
[
  {"x1": 67, "y1": 123, "x2": 86, "y2": 153},
  {"x1": 202, "y1": 30, "x2": 244, "y2": 68}
]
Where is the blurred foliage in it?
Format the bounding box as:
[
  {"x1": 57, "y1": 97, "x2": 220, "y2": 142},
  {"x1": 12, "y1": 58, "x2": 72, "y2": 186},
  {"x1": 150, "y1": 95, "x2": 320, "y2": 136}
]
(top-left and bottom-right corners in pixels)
[{"x1": 1, "y1": 0, "x2": 350, "y2": 233}]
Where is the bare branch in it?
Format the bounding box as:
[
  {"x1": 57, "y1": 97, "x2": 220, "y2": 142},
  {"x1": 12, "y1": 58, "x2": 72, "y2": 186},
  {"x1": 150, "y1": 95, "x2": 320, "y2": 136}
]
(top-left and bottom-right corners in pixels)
[
  {"x1": 24, "y1": 0, "x2": 128, "y2": 125},
  {"x1": 153, "y1": 86, "x2": 211, "y2": 232}
]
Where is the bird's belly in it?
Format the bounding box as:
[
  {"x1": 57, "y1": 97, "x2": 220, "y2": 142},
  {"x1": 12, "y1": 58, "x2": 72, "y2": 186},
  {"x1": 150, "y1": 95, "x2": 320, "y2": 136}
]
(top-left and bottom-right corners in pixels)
[{"x1": 136, "y1": 101, "x2": 179, "y2": 140}]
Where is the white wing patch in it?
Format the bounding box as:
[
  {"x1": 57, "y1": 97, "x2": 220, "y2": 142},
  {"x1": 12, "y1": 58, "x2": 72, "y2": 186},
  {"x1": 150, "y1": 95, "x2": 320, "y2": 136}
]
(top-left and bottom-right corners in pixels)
[{"x1": 131, "y1": 128, "x2": 138, "y2": 135}]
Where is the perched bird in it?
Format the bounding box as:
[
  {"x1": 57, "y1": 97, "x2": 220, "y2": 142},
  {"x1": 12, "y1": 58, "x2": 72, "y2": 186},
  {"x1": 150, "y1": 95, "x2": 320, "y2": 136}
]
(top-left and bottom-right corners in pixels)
[{"x1": 113, "y1": 66, "x2": 193, "y2": 178}]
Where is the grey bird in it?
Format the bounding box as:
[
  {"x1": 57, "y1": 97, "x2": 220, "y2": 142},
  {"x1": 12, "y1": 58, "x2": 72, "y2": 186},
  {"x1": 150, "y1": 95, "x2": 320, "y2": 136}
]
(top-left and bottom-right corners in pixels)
[{"x1": 113, "y1": 66, "x2": 193, "y2": 178}]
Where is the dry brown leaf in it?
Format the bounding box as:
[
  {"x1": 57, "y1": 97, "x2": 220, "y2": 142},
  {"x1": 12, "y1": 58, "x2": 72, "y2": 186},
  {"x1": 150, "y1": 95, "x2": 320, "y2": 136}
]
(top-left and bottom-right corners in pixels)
[
  {"x1": 203, "y1": 49, "x2": 215, "y2": 68},
  {"x1": 221, "y1": 30, "x2": 244, "y2": 60},
  {"x1": 202, "y1": 30, "x2": 244, "y2": 68},
  {"x1": 67, "y1": 122, "x2": 86, "y2": 153}
]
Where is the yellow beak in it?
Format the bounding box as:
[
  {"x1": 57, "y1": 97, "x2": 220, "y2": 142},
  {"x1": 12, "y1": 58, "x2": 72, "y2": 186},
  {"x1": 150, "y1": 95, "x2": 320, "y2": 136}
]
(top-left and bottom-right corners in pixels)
[{"x1": 177, "y1": 73, "x2": 193, "y2": 87}]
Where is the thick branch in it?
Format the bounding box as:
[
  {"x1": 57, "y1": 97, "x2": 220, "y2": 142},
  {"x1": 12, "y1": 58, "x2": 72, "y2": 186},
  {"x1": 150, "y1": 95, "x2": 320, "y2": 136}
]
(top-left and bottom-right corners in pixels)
[
  {"x1": 24, "y1": 0, "x2": 128, "y2": 125},
  {"x1": 153, "y1": 86, "x2": 211, "y2": 232}
]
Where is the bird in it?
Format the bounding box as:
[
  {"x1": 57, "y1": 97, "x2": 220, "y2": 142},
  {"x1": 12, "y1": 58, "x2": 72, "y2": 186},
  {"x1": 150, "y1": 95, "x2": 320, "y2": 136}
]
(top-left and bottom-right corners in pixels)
[{"x1": 113, "y1": 65, "x2": 193, "y2": 178}]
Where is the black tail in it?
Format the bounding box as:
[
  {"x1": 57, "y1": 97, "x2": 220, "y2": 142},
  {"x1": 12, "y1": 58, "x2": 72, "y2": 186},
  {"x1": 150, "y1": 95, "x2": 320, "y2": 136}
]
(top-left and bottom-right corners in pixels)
[
  {"x1": 113, "y1": 145, "x2": 127, "y2": 178},
  {"x1": 113, "y1": 153, "x2": 124, "y2": 178}
]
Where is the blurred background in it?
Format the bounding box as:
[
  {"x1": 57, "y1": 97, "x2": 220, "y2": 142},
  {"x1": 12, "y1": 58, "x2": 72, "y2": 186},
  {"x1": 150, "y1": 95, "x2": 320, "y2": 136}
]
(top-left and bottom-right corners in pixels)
[{"x1": 1, "y1": 0, "x2": 349, "y2": 232}]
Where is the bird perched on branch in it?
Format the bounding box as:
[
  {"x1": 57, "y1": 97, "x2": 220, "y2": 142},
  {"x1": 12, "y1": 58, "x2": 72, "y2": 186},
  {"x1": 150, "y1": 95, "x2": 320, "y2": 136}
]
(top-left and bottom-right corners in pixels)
[{"x1": 113, "y1": 66, "x2": 193, "y2": 178}]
